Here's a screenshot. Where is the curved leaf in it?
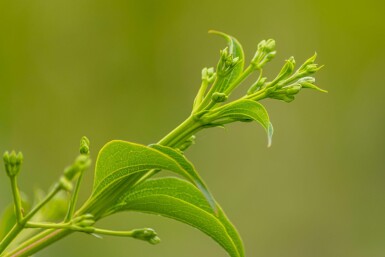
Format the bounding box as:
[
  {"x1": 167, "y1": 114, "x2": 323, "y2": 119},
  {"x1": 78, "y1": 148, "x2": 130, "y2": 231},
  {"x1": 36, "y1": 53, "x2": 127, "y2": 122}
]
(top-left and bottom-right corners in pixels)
[
  {"x1": 86, "y1": 140, "x2": 214, "y2": 216},
  {"x1": 108, "y1": 177, "x2": 244, "y2": 257},
  {"x1": 206, "y1": 99, "x2": 273, "y2": 146}
]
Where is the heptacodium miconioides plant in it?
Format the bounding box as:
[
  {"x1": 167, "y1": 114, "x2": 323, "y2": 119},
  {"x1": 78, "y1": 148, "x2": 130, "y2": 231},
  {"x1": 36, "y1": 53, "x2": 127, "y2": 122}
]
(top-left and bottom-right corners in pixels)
[{"x1": 0, "y1": 31, "x2": 326, "y2": 257}]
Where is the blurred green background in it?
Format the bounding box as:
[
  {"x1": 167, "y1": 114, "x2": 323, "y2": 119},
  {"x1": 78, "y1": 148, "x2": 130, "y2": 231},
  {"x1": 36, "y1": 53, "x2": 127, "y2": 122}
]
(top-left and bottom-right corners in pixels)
[{"x1": 1, "y1": 0, "x2": 384, "y2": 256}]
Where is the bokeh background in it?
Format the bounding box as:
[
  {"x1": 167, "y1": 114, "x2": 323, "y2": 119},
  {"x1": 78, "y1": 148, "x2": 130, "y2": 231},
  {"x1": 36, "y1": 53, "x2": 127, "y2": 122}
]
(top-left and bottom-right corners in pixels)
[{"x1": 1, "y1": 0, "x2": 384, "y2": 256}]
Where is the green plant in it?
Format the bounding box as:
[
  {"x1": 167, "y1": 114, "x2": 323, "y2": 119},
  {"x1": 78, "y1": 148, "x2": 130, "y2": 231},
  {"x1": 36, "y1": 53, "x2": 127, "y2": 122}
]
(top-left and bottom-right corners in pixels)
[{"x1": 0, "y1": 31, "x2": 325, "y2": 257}]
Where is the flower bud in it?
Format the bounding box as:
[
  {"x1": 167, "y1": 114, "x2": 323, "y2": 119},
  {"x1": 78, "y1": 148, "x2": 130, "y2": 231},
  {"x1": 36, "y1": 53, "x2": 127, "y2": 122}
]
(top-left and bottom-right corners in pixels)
[
  {"x1": 274, "y1": 57, "x2": 296, "y2": 84},
  {"x1": 211, "y1": 92, "x2": 228, "y2": 103},
  {"x1": 217, "y1": 47, "x2": 240, "y2": 77},
  {"x1": 132, "y1": 228, "x2": 161, "y2": 245},
  {"x1": 217, "y1": 47, "x2": 240, "y2": 76},
  {"x1": 3, "y1": 151, "x2": 23, "y2": 177},
  {"x1": 201, "y1": 67, "x2": 216, "y2": 83},
  {"x1": 270, "y1": 93, "x2": 295, "y2": 103},
  {"x1": 247, "y1": 77, "x2": 267, "y2": 95},
  {"x1": 59, "y1": 177, "x2": 73, "y2": 191},
  {"x1": 286, "y1": 84, "x2": 302, "y2": 95},
  {"x1": 251, "y1": 39, "x2": 276, "y2": 69},
  {"x1": 78, "y1": 219, "x2": 95, "y2": 227},
  {"x1": 80, "y1": 136, "x2": 90, "y2": 155},
  {"x1": 264, "y1": 39, "x2": 276, "y2": 52},
  {"x1": 297, "y1": 76, "x2": 315, "y2": 84},
  {"x1": 297, "y1": 53, "x2": 323, "y2": 75}
]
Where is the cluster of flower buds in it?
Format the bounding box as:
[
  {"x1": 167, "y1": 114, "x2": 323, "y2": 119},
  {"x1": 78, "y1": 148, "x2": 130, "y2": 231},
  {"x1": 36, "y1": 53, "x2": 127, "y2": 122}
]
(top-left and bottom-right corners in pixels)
[
  {"x1": 131, "y1": 228, "x2": 161, "y2": 245},
  {"x1": 247, "y1": 53, "x2": 325, "y2": 103},
  {"x1": 72, "y1": 214, "x2": 96, "y2": 233},
  {"x1": 79, "y1": 136, "x2": 90, "y2": 155},
  {"x1": 3, "y1": 151, "x2": 23, "y2": 177},
  {"x1": 250, "y1": 39, "x2": 276, "y2": 70},
  {"x1": 216, "y1": 47, "x2": 241, "y2": 77},
  {"x1": 201, "y1": 67, "x2": 216, "y2": 84}
]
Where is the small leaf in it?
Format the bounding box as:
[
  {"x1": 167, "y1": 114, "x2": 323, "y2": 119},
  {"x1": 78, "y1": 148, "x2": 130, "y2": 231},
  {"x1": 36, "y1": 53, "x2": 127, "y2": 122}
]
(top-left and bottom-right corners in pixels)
[
  {"x1": 204, "y1": 99, "x2": 273, "y2": 146},
  {"x1": 85, "y1": 140, "x2": 215, "y2": 217},
  {"x1": 107, "y1": 177, "x2": 244, "y2": 257}
]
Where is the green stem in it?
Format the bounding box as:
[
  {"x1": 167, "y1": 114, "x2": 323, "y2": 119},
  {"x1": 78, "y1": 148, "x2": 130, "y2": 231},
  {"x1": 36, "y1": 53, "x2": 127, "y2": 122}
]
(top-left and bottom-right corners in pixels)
[
  {"x1": 10, "y1": 177, "x2": 23, "y2": 223},
  {"x1": 25, "y1": 222, "x2": 70, "y2": 230},
  {"x1": 0, "y1": 224, "x2": 24, "y2": 254},
  {"x1": 23, "y1": 185, "x2": 61, "y2": 222},
  {"x1": 3, "y1": 229, "x2": 72, "y2": 257},
  {"x1": 192, "y1": 80, "x2": 209, "y2": 112},
  {"x1": 64, "y1": 172, "x2": 84, "y2": 222},
  {"x1": 157, "y1": 115, "x2": 202, "y2": 148},
  {"x1": 92, "y1": 228, "x2": 134, "y2": 237}
]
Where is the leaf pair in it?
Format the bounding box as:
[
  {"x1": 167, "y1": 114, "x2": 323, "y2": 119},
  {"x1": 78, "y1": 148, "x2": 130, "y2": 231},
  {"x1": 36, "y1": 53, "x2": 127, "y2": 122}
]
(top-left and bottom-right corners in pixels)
[{"x1": 83, "y1": 140, "x2": 244, "y2": 257}]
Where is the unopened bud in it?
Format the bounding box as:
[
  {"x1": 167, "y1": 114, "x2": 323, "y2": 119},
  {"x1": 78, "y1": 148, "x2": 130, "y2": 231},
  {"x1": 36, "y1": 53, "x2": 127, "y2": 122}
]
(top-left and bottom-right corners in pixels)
[
  {"x1": 274, "y1": 57, "x2": 296, "y2": 84},
  {"x1": 286, "y1": 84, "x2": 302, "y2": 95},
  {"x1": 201, "y1": 67, "x2": 216, "y2": 83},
  {"x1": 271, "y1": 93, "x2": 295, "y2": 103},
  {"x1": 3, "y1": 151, "x2": 23, "y2": 177},
  {"x1": 251, "y1": 39, "x2": 276, "y2": 69},
  {"x1": 211, "y1": 92, "x2": 228, "y2": 103},
  {"x1": 297, "y1": 53, "x2": 323, "y2": 75},
  {"x1": 59, "y1": 177, "x2": 73, "y2": 191},
  {"x1": 78, "y1": 219, "x2": 95, "y2": 227},
  {"x1": 132, "y1": 228, "x2": 160, "y2": 245},
  {"x1": 247, "y1": 76, "x2": 267, "y2": 95},
  {"x1": 264, "y1": 39, "x2": 276, "y2": 52},
  {"x1": 297, "y1": 76, "x2": 315, "y2": 84},
  {"x1": 80, "y1": 136, "x2": 90, "y2": 155}
]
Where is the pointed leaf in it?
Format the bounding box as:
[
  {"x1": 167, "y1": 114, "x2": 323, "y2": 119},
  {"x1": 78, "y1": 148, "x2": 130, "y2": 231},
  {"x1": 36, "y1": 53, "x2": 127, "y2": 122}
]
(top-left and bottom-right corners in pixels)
[
  {"x1": 107, "y1": 177, "x2": 244, "y2": 257},
  {"x1": 86, "y1": 140, "x2": 214, "y2": 217},
  {"x1": 205, "y1": 99, "x2": 273, "y2": 146}
]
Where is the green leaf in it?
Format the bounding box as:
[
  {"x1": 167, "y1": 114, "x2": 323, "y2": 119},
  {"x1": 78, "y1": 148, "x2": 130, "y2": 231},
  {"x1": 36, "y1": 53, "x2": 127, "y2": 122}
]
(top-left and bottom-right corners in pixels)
[
  {"x1": 149, "y1": 144, "x2": 216, "y2": 211},
  {"x1": 107, "y1": 177, "x2": 244, "y2": 257},
  {"x1": 86, "y1": 140, "x2": 215, "y2": 217},
  {"x1": 205, "y1": 99, "x2": 273, "y2": 146},
  {"x1": 209, "y1": 30, "x2": 245, "y2": 94}
]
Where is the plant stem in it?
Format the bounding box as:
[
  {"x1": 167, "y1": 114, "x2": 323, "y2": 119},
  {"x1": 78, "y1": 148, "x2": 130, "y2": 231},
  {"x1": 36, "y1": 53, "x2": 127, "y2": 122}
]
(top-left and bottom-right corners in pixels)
[
  {"x1": 0, "y1": 224, "x2": 24, "y2": 255},
  {"x1": 3, "y1": 229, "x2": 72, "y2": 257},
  {"x1": 64, "y1": 172, "x2": 84, "y2": 222},
  {"x1": 157, "y1": 115, "x2": 202, "y2": 148},
  {"x1": 9, "y1": 177, "x2": 23, "y2": 223}
]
